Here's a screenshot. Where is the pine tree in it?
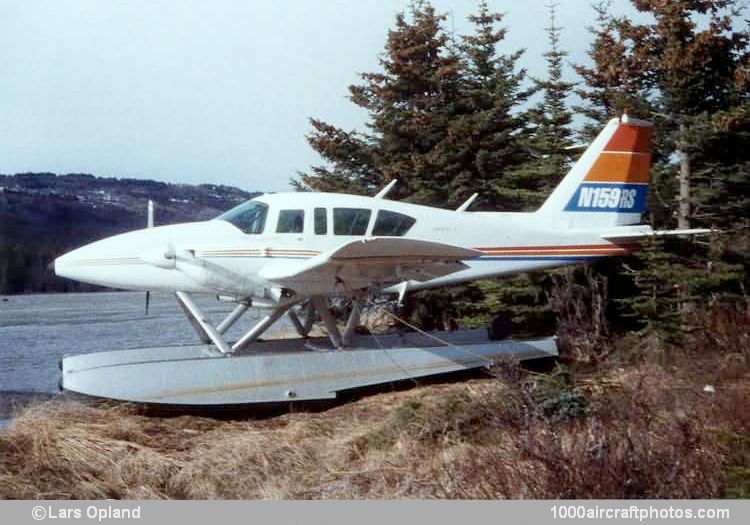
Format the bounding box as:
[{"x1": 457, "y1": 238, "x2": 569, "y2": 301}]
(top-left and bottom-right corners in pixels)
[
  {"x1": 295, "y1": 1, "x2": 529, "y2": 212},
  {"x1": 295, "y1": 1, "x2": 461, "y2": 204},
  {"x1": 434, "y1": 0, "x2": 530, "y2": 210},
  {"x1": 622, "y1": 0, "x2": 749, "y2": 230},
  {"x1": 295, "y1": 1, "x2": 533, "y2": 329},
  {"x1": 573, "y1": 1, "x2": 654, "y2": 138},
  {"x1": 455, "y1": 3, "x2": 576, "y2": 335},
  {"x1": 405, "y1": 1, "x2": 531, "y2": 328},
  {"x1": 577, "y1": 0, "x2": 750, "y2": 339},
  {"x1": 507, "y1": 2, "x2": 576, "y2": 209}
]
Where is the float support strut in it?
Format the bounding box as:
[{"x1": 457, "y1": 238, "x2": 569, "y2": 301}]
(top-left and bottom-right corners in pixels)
[
  {"x1": 175, "y1": 291, "x2": 233, "y2": 354},
  {"x1": 342, "y1": 297, "x2": 362, "y2": 347},
  {"x1": 288, "y1": 300, "x2": 315, "y2": 337},
  {"x1": 311, "y1": 296, "x2": 342, "y2": 348},
  {"x1": 231, "y1": 302, "x2": 298, "y2": 353},
  {"x1": 217, "y1": 302, "x2": 250, "y2": 334}
]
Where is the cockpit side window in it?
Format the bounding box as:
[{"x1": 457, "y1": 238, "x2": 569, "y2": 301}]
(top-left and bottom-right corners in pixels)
[
  {"x1": 372, "y1": 210, "x2": 416, "y2": 236},
  {"x1": 216, "y1": 201, "x2": 268, "y2": 234},
  {"x1": 277, "y1": 209, "x2": 305, "y2": 233},
  {"x1": 333, "y1": 208, "x2": 371, "y2": 236},
  {"x1": 314, "y1": 207, "x2": 327, "y2": 235}
]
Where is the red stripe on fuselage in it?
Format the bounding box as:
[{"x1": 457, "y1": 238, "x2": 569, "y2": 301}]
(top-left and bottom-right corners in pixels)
[{"x1": 475, "y1": 243, "x2": 639, "y2": 253}]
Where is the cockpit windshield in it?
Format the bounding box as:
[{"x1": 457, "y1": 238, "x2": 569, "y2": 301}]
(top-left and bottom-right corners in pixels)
[{"x1": 216, "y1": 200, "x2": 268, "y2": 234}]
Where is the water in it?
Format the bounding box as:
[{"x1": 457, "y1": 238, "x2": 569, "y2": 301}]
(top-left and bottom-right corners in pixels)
[{"x1": 0, "y1": 291, "x2": 291, "y2": 427}]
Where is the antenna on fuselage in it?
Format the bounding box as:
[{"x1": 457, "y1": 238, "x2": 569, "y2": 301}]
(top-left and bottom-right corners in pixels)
[
  {"x1": 373, "y1": 179, "x2": 397, "y2": 199},
  {"x1": 456, "y1": 193, "x2": 478, "y2": 212}
]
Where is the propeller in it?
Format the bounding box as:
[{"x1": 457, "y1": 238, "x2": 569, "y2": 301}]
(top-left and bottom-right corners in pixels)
[{"x1": 145, "y1": 200, "x2": 154, "y2": 315}]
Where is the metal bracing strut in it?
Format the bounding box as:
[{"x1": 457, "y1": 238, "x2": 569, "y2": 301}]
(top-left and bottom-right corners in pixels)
[
  {"x1": 176, "y1": 292, "x2": 364, "y2": 354},
  {"x1": 176, "y1": 292, "x2": 299, "y2": 355},
  {"x1": 311, "y1": 296, "x2": 343, "y2": 348},
  {"x1": 231, "y1": 301, "x2": 298, "y2": 353},
  {"x1": 216, "y1": 302, "x2": 250, "y2": 334},
  {"x1": 307, "y1": 295, "x2": 364, "y2": 349},
  {"x1": 175, "y1": 291, "x2": 233, "y2": 354},
  {"x1": 287, "y1": 300, "x2": 315, "y2": 337},
  {"x1": 341, "y1": 296, "x2": 362, "y2": 347}
]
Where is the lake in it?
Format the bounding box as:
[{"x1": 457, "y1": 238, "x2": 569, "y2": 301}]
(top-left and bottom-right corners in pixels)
[{"x1": 0, "y1": 291, "x2": 292, "y2": 428}]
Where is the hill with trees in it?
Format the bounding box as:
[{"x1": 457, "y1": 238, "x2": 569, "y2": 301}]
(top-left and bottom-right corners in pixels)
[{"x1": 0, "y1": 173, "x2": 256, "y2": 293}]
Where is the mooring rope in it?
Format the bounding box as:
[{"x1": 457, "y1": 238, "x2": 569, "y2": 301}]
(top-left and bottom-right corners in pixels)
[{"x1": 379, "y1": 308, "x2": 496, "y2": 367}]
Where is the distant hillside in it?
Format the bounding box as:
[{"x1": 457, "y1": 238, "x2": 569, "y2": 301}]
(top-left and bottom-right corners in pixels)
[{"x1": 0, "y1": 173, "x2": 261, "y2": 293}]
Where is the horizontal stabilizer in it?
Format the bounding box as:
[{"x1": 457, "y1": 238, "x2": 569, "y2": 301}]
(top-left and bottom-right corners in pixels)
[{"x1": 602, "y1": 228, "x2": 714, "y2": 243}]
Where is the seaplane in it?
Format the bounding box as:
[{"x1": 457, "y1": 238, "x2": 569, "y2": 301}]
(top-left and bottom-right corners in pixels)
[{"x1": 54, "y1": 115, "x2": 708, "y2": 406}]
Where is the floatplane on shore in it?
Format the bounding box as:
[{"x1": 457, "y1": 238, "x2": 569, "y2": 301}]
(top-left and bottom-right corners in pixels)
[{"x1": 54, "y1": 115, "x2": 708, "y2": 406}]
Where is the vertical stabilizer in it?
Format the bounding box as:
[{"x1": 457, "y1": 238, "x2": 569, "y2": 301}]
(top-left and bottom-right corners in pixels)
[{"x1": 537, "y1": 115, "x2": 654, "y2": 228}]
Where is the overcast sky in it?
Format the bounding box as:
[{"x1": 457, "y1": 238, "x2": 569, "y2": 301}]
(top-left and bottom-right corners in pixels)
[{"x1": 0, "y1": 0, "x2": 640, "y2": 192}]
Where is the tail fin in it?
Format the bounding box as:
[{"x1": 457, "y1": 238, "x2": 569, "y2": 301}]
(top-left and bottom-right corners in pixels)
[{"x1": 537, "y1": 115, "x2": 654, "y2": 227}]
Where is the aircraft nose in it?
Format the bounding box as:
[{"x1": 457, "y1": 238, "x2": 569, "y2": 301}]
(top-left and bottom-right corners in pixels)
[
  {"x1": 53, "y1": 245, "x2": 89, "y2": 280},
  {"x1": 52, "y1": 232, "x2": 150, "y2": 286}
]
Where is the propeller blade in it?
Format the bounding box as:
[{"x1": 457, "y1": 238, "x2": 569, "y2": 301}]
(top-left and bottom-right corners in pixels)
[{"x1": 145, "y1": 291, "x2": 150, "y2": 316}]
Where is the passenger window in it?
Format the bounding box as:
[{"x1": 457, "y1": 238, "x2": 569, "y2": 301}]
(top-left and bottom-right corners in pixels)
[
  {"x1": 216, "y1": 200, "x2": 268, "y2": 234},
  {"x1": 277, "y1": 209, "x2": 305, "y2": 233},
  {"x1": 314, "y1": 207, "x2": 327, "y2": 235},
  {"x1": 333, "y1": 208, "x2": 371, "y2": 236},
  {"x1": 372, "y1": 210, "x2": 416, "y2": 236}
]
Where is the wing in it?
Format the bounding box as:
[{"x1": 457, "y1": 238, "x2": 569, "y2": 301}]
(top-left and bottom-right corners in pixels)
[{"x1": 258, "y1": 238, "x2": 481, "y2": 295}]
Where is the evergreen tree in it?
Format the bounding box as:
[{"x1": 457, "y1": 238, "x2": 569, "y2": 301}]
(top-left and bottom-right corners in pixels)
[
  {"x1": 627, "y1": 0, "x2": 749, "y2": 230},
  {"x1": 295, "y1": 1, "x2": 461, "y2": 204},
  {"x1": 295, "y1": 1, "x2": 529, "y2": 211},
  {"x1": 405, "y1": 0, "x2": 531, "y2": 328},
  {"x1": 576, "y1": 0, "x2": 749, "y2": 339},
  {"x1": 617, "y1": 236, "x2": 745, "y2": 344},
  {"x1": 507, "y1": 2, "x2": 576, "y2": 208},
  {"x1": 434, "y1": 0, "x2": 530, "y2": 210},
  {"x1": 456, "y1": 3, "x2": 577, "y2": 334},
  {"x1": 573, "y1": 1, "x2": 654, "y2": 138}
]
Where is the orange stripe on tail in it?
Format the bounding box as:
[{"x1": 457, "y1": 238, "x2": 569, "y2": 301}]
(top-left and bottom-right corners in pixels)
[{"x1": 584, "y1": 122, "x2": 653, "y2": 184}]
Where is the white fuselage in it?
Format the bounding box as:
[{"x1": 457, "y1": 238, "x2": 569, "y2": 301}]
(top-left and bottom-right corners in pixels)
[{"x1": 54, "y1": 192, "x2": 634, "y2": 300}]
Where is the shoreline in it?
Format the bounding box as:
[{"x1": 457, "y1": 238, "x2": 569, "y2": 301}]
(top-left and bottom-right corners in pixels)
[{"x1": 0, "y1": 391, "x2": 58, "y2": 431}]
